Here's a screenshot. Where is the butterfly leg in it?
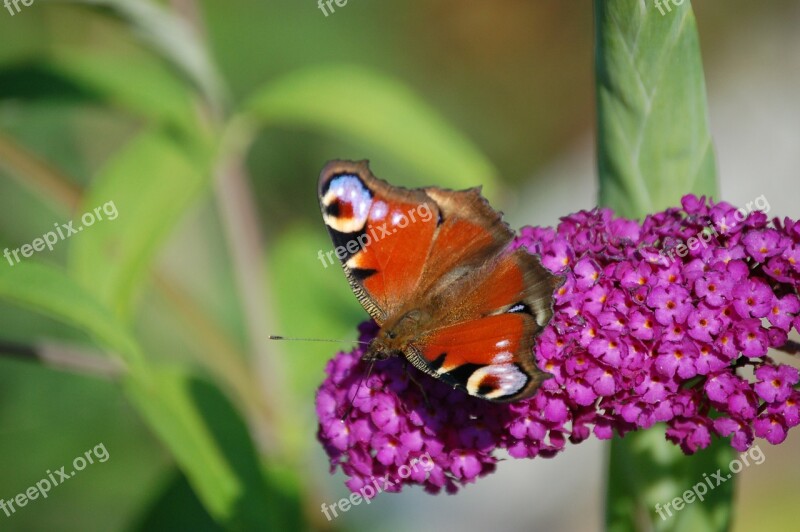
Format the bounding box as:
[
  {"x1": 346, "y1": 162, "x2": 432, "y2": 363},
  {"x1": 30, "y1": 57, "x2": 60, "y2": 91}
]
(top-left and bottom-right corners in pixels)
[
  {"x1": 404, "y1": 362, "x2": 432, "y2": 409},
  {"x1": 340, "y1": 359, "x2": 379, "y2": 421}
]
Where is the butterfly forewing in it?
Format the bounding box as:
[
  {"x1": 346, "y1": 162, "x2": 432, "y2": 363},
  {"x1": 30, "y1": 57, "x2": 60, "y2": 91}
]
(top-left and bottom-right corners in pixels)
[
  {"x1": 318, "y1": 160, "x2": 439, "y2": 322},
  {"x1": 413, "y1": 186, "x2": 514, "y2": 297}
]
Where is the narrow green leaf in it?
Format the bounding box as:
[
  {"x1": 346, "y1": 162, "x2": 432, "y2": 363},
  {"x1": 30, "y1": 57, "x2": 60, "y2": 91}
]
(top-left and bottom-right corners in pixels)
[
  {"x1": 126, "y1": 371, "x2": 237, "y2": 524},
  {"x1": 0, "y1": 261, "x2": 144, "y2": 372},
  {"x1": 595, "y1": 0, "x2": 718, "y2": 219},
  {"x1": 264, "y1": 226, "x2": 366, "y2": 454},
  {"x1": 595, "y1": 1, "x2": 732, "y2": 531},
  {"x1": 69, "y1": 128, "x2": 209, "y2": 318},
  {"x1": 59, "y1": 0, "x2": 226, "y2": 109},
  {"x1": 129, "y1": 470, "x2": 224, "y2": 532},
  {"x1": 0, "y1": 52, "x2": 201, "y2": 135},
  {"x1": 244, "y1": 64, "x2": 499, "y2": 198},
  {"x1": 269, "y1": 228, "x2": 363, "y2": 384},
  {"x1": 0, "y1": 262, "x2": 291, "y2": 528},
  {"x1": 127, "y1": 371, "x2": 306, "y2": 531}
]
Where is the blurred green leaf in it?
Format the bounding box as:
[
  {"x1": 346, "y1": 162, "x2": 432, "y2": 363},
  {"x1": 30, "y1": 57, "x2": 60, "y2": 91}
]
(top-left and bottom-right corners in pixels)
[
  {"x1": 595, "y1": 0, "x2": 717, "y2": 220},
  {"x1": 244, "y1": 64, "x2": 499, "y2": 198},
  {"x1": 0, "y1": 354, "x2": 166, "y2": 532},
  {"x1": 595, "y1": 1, "x2": 731, "y2": 531},
  {"x1": 129, "y1": 470, "x2": 223, "y2": 532},
  {"x1": 267, "y1": 225, "x2": 365, "y2": 451},
  {"x1": 127, "y1": 371, "x2": 305, "y2": 531},
  {"x1": 61, "y1": 0, "x2": 226, "y2": 109},
  {"x1": 0, "y1": 262, "x2": 294, "y2": 529},
  {"x1": 0, "y1": 53, "x2": 202, "y2": 136},
  {"x1": 0, "y1": 261, "x2": 144, "y2": 372},
  {"x1": 69, "y1": 128, "x2": 209, "y2": 318},
  {"x1": 269, "y1": 226, "x2": 364, "y2": 392}
]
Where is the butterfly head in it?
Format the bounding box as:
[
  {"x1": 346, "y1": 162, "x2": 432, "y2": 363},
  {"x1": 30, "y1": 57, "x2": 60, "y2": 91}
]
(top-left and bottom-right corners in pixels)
[{"x1": 364, "y1": 309, "x2": 428, "y2": 362}]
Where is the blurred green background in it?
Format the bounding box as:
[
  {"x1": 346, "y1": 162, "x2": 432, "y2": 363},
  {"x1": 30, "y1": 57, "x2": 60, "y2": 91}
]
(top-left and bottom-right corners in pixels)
[{"x1": 0, "y1": 1, "x2": 798, "y2": 531}]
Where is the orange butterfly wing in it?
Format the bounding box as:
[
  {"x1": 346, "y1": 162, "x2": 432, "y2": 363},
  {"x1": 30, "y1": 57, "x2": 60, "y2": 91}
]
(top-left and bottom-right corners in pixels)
[
  {"x1": 319, "y1": 160, "x2": 439, "y2": 322},
  {"x1": 410, "y1": 314, "x2": 543, "y2": 401},
  {"x1": 318, "y1": 161, "x2": 512, "y2": 321},
  {"x1": 410, "y1": 249, "x2": 559, "y2": 401}
]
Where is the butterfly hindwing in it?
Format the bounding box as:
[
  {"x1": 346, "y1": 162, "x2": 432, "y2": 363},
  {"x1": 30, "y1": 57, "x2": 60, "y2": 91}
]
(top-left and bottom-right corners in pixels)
[
  {"x1": 409, "y1": 248, "x2": 560, "y2": 401},
  {"x1": 409, "y1": 313, "x2": 548, "y2": 401}
]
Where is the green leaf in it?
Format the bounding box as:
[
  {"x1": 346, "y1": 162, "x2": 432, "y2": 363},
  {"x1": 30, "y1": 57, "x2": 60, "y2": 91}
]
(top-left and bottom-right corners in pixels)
[
  {"x1": 0, "y1": 263, "x2": 297, "y2": 529},
  {"x1": 62, "y1": 0, "x2": 226, "y2": 109},
  {"x1": 69, "y1": 128, "x2": 209, "y2": 318},
  {"x1": 0, "y1": 261, "x2": 144, "y2": 372},
  {"x1": 595, "y1": 2, "x2": 731, "y2": 531},
  {"x1": 0, "y1": 53, "x2": 202, "y2": 136},
  {"x1": 244, "y1": 64, "x2": 499, "y2": 198},
  {"x1": 268, "y1": 226, "x2": 364, "y2": 393},
  {"x1": 129, "y1": 470, "x2": 224, "y2": 532},
  {"x1": 595, "y1": 0, "x2": 718, "y2": 220},
  {"x1": 264, "y1": 225, "x2": 365, "y2": 453},
  {"x1": 127, "y1": 371, "x2": 305, "y2": 531}
]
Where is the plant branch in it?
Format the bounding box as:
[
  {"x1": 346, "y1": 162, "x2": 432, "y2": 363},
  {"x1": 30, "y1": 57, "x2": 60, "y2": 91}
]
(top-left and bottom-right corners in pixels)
[
  {"x1": 0, "y1": 130, "x2": 82, "y2": 211},
  {"x1": 212, "y1": 117, "x2": 295, "y2": 453},
  {"x1": 0, "y1": 339, "x2": 123, "y2": 379}
]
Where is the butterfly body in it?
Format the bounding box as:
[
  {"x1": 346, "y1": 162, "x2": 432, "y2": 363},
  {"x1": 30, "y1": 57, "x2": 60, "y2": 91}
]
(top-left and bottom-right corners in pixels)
[
  {"x1": 319, "y1": 160, "x2": 562, "y2": 402},
  {"x1": 361, "y1": 309, "x2": 423, "y2": 362}
]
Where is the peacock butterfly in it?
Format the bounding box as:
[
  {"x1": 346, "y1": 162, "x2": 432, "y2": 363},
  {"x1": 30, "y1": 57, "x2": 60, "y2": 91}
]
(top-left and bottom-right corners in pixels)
[{"x1": 319, "y1": 160, "x2": 563, "y2": 402}]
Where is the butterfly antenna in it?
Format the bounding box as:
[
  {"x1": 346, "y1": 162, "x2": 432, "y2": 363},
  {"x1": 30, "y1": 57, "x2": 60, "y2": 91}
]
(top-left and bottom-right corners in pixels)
[
  {"x1": 341, "y1": 359, "x2": 376, "y2": 421},
  {"x1": 268, "y1": 335, "x2": 370, "y2": 345}
]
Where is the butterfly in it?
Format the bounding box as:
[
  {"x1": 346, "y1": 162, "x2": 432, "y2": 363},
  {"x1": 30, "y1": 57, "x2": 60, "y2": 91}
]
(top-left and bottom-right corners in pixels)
[{"x1": 319, "y1": 160, "x2": 563, "y2": 402}]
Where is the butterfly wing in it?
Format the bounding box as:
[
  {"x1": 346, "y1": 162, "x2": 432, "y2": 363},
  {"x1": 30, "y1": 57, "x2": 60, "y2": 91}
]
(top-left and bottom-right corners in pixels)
[
  {"x1": 319, "y1": 160, "x2": 437, "y2": 322},
  {"x1": 318, "y1": 160, "x2": 513, "y2": 323},
  {"x1": 407, "y1": 315, "x2": 545, "y2": 401},
  {"x1": 409, "y1": 248, "x2": 561, "y2": 401}
]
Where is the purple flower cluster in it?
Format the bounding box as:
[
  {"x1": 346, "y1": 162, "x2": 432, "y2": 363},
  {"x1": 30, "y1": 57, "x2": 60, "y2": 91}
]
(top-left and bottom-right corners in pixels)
[{"x1": 316, "y1": 195, "x2": 800, "y2": 494}]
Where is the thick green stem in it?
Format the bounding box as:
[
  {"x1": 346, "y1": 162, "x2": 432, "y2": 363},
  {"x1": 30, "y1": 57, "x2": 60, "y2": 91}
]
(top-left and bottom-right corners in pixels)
[{"x1": 595, "y1": 1, "x2": 733, "y2": 531}]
